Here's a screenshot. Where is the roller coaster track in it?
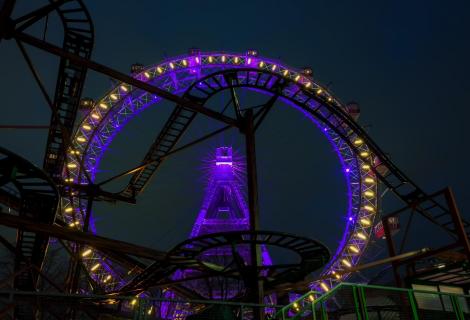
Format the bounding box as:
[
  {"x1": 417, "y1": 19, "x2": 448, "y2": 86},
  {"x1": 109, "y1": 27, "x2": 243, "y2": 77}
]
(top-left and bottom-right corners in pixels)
[
  {"x1": 0, "y1": 147, "x2": 59, "y2": 318},
  {"x1": 42, "y1": 0, "x2": 94, "y2": 181}
]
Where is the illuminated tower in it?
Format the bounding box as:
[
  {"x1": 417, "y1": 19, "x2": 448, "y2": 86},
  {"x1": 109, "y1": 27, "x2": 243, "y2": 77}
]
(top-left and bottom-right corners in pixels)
[
  {"x1": 191, "y1": 146, "x2": 250, "y2": 237},
  {"x1": 178, "y1": 146, "x2": 272, "y2": 300}
]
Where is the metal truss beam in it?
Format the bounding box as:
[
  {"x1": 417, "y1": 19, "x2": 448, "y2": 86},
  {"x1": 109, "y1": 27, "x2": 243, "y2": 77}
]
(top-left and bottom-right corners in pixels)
[
  {"x1": 14, "y1": 32, "x2": 239, "y2": 128},
  {"x1": 0, "y1": 213, "x2": 166, "y2": 261}
]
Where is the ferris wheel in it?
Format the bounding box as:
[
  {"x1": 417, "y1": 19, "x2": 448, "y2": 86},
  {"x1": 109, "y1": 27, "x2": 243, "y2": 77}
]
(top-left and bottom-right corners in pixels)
[{"x1": 60, "y1": 50, "x2": 379, "y2": 295}]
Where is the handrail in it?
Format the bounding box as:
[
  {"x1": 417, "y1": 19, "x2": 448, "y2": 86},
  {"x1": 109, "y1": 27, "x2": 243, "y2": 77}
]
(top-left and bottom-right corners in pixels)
[{"x1": 277, "y1": 282, "x2": 470, "y2": 319}]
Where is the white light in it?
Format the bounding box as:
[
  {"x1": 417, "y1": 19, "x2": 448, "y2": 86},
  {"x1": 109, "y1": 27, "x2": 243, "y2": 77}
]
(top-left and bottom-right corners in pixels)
[
  {"x1": 208, "y1": 56, "x2": 213, "y2": 63},
  {"x1": 91, "y1": 113, "x2": 100, "y2": 120},
  {"x1": 169, "y1": 62, "x2": 175, "y2": 69},
  {"x1": 182, "y1": 59, "x2": 188, "y2": 66},
  {"x1": 215, "y1": 161, "x2": 233, "y2": 166},
  {"x1": 271, "y1": 64, "x2": 277, "y2": 71},
  {"x1": 120, "y1": 85, "x2": 128, "y2": 92}
]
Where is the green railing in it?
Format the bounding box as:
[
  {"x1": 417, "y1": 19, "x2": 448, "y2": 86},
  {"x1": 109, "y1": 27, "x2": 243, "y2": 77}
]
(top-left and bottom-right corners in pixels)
[{"x1": 275, "y1": 283, "x2": 470, "y2": 320}]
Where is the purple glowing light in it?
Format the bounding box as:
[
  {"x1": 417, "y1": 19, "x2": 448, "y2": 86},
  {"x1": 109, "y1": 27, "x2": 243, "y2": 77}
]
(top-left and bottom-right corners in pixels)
[{"x1": 65, "y1": 51, "x2": 377, "y2": 293}]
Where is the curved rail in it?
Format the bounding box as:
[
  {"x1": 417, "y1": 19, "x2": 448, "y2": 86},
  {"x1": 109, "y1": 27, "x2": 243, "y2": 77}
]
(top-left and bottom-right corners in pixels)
[
  {"x1": 0, "y1": 147, "x2": 59, "y2": 291},
  {"x1": 43, "y1": 0, "x2": 94, "y2": 181}
]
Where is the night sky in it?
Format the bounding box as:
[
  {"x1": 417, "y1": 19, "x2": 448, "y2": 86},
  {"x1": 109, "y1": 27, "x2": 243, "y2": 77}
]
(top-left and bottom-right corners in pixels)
[{"x1": 1, "y1": 1, "x2": 470, "y2": 263}]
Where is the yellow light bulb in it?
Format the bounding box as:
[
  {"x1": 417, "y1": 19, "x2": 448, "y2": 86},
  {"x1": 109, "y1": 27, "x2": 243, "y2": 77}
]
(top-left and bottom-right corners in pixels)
[
  {"x1": 67, "y1": 163, "x2": 77, "y2": 169},
  {"x1": 259, "y1": 61, "x2": 265, "y2": 67},
  {"x1": 364, "y1": 177, "x2": 375, "y2": 184},
  {"x1": 182, "y1": 59, "x2": 188, "y2": 66},
  {"x1": 271, "y1": 64, "x2": 277, "y2": 71},
  {"x1": 91, "y1": 263, "x2": 100, "y2": 271},
  {"x1": 349, "y1": 245, "x2": 360, "y2": 253},
  {"x1": 144, "y1": 72, "x2": 151, "y2": 79},
  {"x1": 99, "y1": 102, "x2": 108, "y2": 109},
  {"x1": 234, "y1": 56, "x2": 239, "y2": 63},
  {"x1": 360, "y1": 218, "x2": 371, "y2": 226},
  {"x1": 91, "y1": 113, "x2": 100, "y2": 120},
  {"x1": 364, "y1": 190, "x2": 375, "y2": 198},
  {"x1": 110, "y1": 94, "x2": 118, "y2": 101},
  {"x1": 316, "y1": 88, "x2": 323, "y2": 94},
  {"x1": 64, "y1": 207, "x2": 73, "y2": 213},
  {"x1": 320, "y1": 282, "x2": 329, "y2": 292},
  {"x1": 157, "y1": 67, "x2": 163, "y2": 74},
  {"x1": 342, "y1": 259, "x2": 352, "y2": 267},
  {"x1": 208, "y1": 56, "x2": 213, "y2": 63},
  {"x1": 362, "y1": 164, "x2": 371, "y2": 170},
  {"x1": 356, "y1": 232, "x2": 367, "y2": 240},
  {"x1": 169, "y1": 62, "x2": 174, "y2": 69},
  {"x1": 221, "y1": 55, "x2": 226, "y2": 62},
  {"x1": 283, "y1": 69, "x2": 288, "y2": 76},
  {"x1": 360, "y1": 151, "x2": 369, "y2": 158},
  {"x1": 120, "y1": 85, "x2": 128, "y2": 92},
  {"x1": 364, "y1": 205, "x2": 376, "y2": 213},
  {"x1": 82, "y1": 124, "x2": 91, "y2": 131},
  {"x1": 354, "y1": 139, "x2": 363, "y2": 145},
  {"x1": 82, "y1": 249, "x2": 92, "y2": 257},
  {"x1": 295, "y1": 75, "x2": 300, "y2": 81},
  {"x1": 305, "y1": 82, "x2": 312, "y2": 88}
]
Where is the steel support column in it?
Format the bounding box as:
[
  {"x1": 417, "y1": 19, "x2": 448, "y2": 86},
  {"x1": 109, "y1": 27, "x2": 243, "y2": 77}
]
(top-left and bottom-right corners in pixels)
[
  {"x1": 382, "y1": 216, "x2": 402, "y2": 287},
  {"x1": 243, "y1": 109, "x2": 264, "y2": 320},
  {"x1": 445, "y1": 188, "x2": 470, "y2": 260}
]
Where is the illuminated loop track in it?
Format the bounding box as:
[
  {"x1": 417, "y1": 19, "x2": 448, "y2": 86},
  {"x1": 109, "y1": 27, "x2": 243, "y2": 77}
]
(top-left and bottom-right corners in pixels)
[{"x1": 61, "y1": 51, "x2": 379, "y2": 293}]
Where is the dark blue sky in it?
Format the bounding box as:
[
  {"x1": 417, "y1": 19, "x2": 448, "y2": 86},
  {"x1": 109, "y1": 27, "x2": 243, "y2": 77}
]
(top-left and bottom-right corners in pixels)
[{"x1": 1, "y1": 1, "x2": 469, "y2": 258}]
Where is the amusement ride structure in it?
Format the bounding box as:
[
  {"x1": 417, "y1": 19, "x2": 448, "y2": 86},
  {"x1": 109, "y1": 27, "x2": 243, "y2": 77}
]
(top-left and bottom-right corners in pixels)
[{"x1": 0, "y1": 1, "x2": 470, "y2": 319}]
